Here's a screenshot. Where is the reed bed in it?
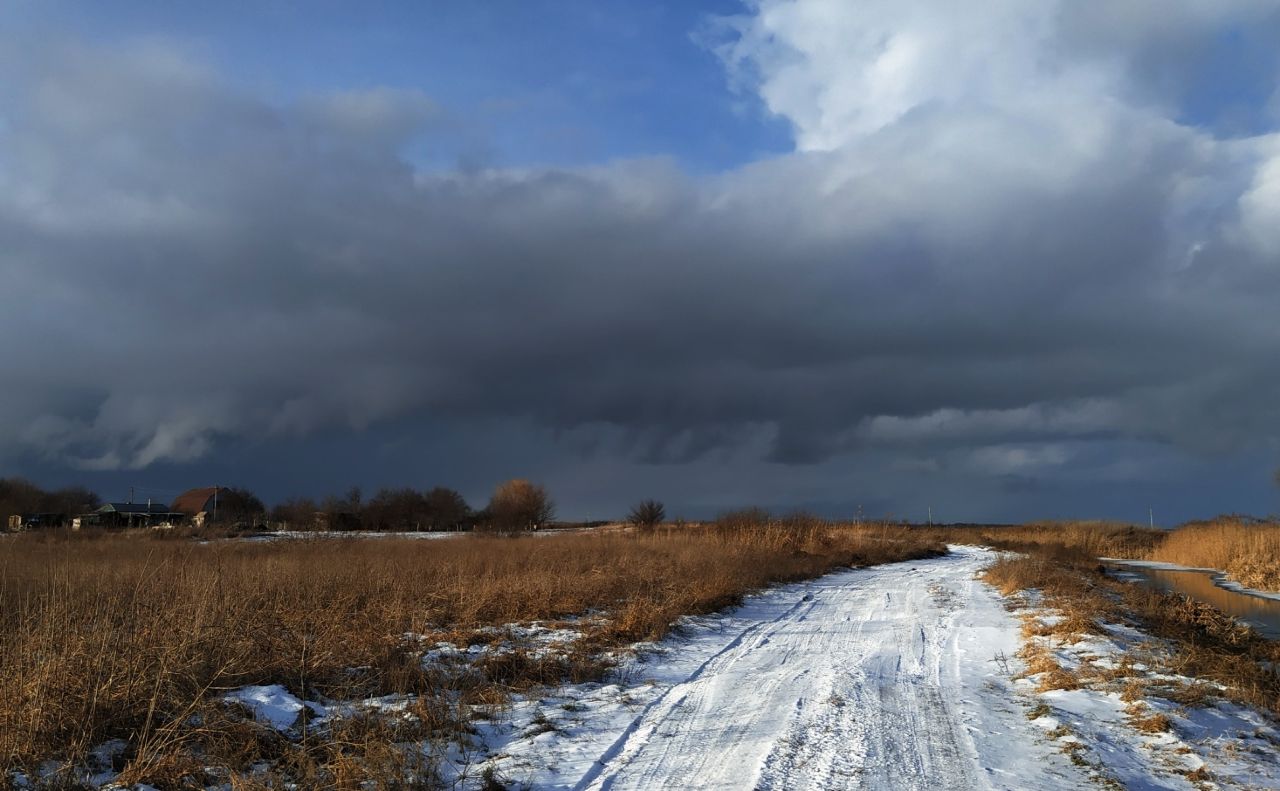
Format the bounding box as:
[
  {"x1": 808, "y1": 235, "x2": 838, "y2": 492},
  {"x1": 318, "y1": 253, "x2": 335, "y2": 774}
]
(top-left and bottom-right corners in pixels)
[
  {"x1": 923, "y1": 518, "x2": 1280, "y2": 592},
  {"x1": 1144, "y1": 519, "x2": 1280, "y2": 591}
]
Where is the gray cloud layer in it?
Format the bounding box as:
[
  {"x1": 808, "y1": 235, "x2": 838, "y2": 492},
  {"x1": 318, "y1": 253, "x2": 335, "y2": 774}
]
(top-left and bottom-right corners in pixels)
[{"x1": 2, "y1": 3, "x2": 1279, "y2": 513}]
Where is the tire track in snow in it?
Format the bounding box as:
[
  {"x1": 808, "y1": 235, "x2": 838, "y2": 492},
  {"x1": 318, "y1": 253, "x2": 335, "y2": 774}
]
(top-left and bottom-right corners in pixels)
[{"x1": 570, "y1": 588, "x2": 828, "y2": 791}]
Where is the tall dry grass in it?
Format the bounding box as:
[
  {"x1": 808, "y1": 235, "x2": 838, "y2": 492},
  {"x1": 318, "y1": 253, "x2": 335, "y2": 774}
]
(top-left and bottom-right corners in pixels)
[
  {"x1": 920, "y1": 521, "x2": 1164, "y2": 558},
  {"x1": 0, "y1": 522, "x2": 941, "y2": 787},
  {"x1": 1143, "y1": 519, "x2": 1280, "y2": 591}
]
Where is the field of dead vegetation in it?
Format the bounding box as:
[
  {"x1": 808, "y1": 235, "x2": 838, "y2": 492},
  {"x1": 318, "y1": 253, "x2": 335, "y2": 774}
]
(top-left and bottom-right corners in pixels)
[{"x1": 0, "y1": 518, "x2": 941, "y2": 789}]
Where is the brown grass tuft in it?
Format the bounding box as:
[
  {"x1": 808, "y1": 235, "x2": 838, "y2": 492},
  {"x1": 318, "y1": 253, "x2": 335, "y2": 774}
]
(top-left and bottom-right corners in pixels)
[{"x1": 1125, "y1": 704, "x2": 1172, "y2": 734}]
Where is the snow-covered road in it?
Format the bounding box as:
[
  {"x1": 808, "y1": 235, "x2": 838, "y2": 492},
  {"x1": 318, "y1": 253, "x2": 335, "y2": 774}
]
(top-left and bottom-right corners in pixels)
[
  {"x1": 572, "y1": 546, "x2": 1087, "y2": 790},
  {"x1": 487, "y1": 546, "x2": 1093, "y2": 790}
]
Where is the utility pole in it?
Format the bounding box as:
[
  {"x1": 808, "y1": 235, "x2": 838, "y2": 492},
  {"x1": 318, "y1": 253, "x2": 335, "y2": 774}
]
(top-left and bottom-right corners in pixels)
[
  {"x1": 1149, "y1": 507, "x2": 1154, "y2": 530},
  {"x1": 928, "y1": 505, "x2": 933, "y2": 526},
  {"x1": 213, "y1": 485, "x2": 218, "y2": 523}
]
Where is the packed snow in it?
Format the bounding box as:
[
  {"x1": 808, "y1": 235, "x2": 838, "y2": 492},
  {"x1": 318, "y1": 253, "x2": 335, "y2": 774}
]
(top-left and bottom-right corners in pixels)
[{"x1": 458, "y1": 546, "x2": 1091, "y2": 789}]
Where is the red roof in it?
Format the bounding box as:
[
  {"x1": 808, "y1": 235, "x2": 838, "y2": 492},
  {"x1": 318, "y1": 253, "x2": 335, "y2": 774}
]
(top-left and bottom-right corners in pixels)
[{"x1": 171, "y1": 487, "x2": 218, "y2": 515}]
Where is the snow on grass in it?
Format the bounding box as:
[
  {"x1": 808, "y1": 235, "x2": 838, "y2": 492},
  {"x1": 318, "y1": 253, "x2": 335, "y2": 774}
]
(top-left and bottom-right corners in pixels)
[
  {"x1": 1012, "y1": 606, "x2": 1280, "y2": 789},
  {"x1": 6, "y1": 739, "x2": 131, "y2": 790}
]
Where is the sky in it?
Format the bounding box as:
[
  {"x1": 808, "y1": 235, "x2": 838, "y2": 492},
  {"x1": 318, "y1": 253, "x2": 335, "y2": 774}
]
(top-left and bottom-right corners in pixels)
[{"x1": 2, "y1": 0, "x2": 1280, "y2": 523}]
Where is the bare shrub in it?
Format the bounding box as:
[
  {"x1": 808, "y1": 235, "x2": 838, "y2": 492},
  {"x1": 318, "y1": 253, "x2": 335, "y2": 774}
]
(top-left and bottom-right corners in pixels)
[{"x1": 626, "y1": 499, "x2": 666, "y2": 530}]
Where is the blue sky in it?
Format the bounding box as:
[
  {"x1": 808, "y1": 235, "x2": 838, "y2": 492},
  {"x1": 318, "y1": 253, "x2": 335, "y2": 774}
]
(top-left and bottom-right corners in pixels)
[
  {"x1": 2, "y1": 1, "x2": 1280, "y2": 522},
  {"x1": 7, "y1": 1, "x2": 792, "y2": 170}
]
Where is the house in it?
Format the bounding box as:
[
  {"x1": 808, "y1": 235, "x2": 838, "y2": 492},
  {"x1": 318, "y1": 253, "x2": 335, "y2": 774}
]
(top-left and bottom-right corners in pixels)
[{"x1": 88, "y1": 502, "x2": 183, "y2": 528}]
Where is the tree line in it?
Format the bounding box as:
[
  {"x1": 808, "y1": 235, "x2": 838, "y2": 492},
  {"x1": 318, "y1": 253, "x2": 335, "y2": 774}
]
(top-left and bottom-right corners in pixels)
[
  {"x1": 0, "y1": 478, "x2": 100, "y2": 524},
  {"x1": 1, "y1": 476, "x2": 562, "y2": 533},
  {"x1": 269, "y1": 479, "x2": 555, "y2": 532},
  {"x1": 2, "y1": 476, "x2": 682, "y2": 533},
  {"x1": 150, "y1": 480, "x2": 559, "y2": 532}
]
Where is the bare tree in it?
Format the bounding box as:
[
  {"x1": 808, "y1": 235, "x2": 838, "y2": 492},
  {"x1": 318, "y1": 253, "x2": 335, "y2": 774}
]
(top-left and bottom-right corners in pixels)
[
  {"x1": 0, "y1": 478, "x2": 45, "y2": 521},
  {"x1": 424, "y1": 486, "x2": 472, "y2": 531},
  {"x1": 486, "y1": 479, "x2": 554, "y2": 532},
  {"x1": 209, "y1": 487, "x2": 266, "y2": 526},
  {"x1": 44, "y1": 486, "x2": 100, "y2": 516},
  {"x1": 364, "y1": 488, "x2": 432, "y2": 531},
  {"x1": 270, "y1": 497, "x2": 320, "y2": 529},
  {"x1": 1, "y1": 478, "x2": 99, "y2": 528},
  {"x1": 627, "y1": 499, "x2": 666, "y2": 530}
]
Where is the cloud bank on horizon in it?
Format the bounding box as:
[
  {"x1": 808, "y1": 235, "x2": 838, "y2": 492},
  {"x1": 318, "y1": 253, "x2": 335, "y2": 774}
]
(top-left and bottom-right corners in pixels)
[{"x1": 1, "y1": 0, "x2": 1279, "y2": 516}]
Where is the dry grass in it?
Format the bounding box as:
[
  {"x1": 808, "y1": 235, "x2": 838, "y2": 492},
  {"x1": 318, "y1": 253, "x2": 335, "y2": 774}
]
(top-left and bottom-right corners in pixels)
[
  {"x1": 925, "y1": 517, "x2": 1280, "y2": 592},
  {"x1": 1119, "y1": 680, "x2": 1146, "y2": 703},
  {"x1": 1144, "y1": 519, "x2": 1280, "y2": 591},
  {"x1": 996, "y1": 521, "x2": 1166, "y2": 558},
  {"x1": 0, "y1": 520, "x2": 941, "y2": 787},
  {"x1": 1014, "y1": 634, "x2": 1082, "y2": 692},
  {"x1": 931, "y1": 514, "x2": 1280, "y2": 588},
  {"x1": 986, "y1": 556, "x2": 1118, "y2": 639},
  {"x1": 1126, "y1": 706, "x2": 1172, "y2": 734}
]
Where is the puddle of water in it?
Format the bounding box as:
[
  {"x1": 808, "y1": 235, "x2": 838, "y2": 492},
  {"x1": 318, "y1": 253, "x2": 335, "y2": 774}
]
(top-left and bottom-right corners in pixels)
[{"x1": 1109, "y1": 564, "x2": 1280, "y2": 641}]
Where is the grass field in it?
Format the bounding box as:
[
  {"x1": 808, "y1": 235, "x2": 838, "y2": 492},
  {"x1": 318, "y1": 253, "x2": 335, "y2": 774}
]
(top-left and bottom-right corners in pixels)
[{"x1": 0, "y1": 520, "x2": 942, "y2": 788}]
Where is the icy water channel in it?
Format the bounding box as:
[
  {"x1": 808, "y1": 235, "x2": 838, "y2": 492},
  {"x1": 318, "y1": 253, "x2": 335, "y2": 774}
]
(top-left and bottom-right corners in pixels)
[{"x1": 1108, "y1": 562, "x2": 1280, "y2": 641}]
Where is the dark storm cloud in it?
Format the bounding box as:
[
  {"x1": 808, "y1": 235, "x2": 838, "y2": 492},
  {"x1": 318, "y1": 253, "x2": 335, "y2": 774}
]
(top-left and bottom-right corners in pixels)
[{"x1": 1, "y1": 14, "x2": 1279, "y2": 495}]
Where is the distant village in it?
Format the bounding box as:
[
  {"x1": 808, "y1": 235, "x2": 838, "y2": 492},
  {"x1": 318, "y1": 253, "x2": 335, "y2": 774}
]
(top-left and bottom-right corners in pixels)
[
  {"x1": 7, "y1": 487, "x2": 262, "y2": 531},
  {"x1": 2, "y1": 477, "x2": 571, "y2": 533}
]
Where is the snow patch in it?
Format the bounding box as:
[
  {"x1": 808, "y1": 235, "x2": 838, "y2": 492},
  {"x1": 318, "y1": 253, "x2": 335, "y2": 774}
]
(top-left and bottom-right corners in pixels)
[{"x1": 224, "y1": 684, "x2": 327, "y2": 731}]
